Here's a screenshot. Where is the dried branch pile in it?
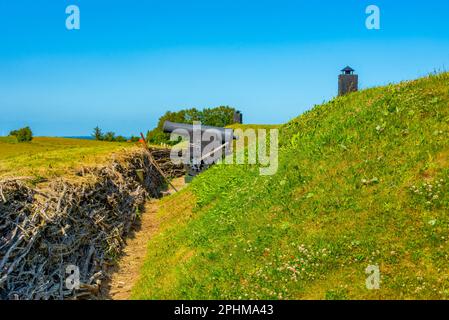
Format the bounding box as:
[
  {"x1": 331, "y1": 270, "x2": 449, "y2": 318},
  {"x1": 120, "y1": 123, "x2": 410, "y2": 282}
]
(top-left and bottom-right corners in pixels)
[
  {"x1": 0, "y1": 148, "x2": 184, "y2": 300},
  {"x1": 149, "y1": 148, "x2": 185, "y2": 178}
]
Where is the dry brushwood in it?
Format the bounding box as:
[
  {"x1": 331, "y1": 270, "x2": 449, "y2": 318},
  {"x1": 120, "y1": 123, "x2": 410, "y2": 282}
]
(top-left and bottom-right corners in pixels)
[
  {"x1": 148, "y1": 148, "x2": 185, "y2": 178},
  {"x1": 0, "y1": 148, "x2": 184, "y2": 300}
]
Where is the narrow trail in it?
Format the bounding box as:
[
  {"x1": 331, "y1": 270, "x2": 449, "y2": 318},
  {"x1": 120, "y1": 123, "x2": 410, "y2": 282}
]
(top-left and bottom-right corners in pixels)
[{"x1": 104, "y1": 177, "x2": 186, "y2": 300}]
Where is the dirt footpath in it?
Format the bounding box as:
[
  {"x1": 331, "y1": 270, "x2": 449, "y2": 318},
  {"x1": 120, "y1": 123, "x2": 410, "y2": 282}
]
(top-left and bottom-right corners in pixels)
[{"x1": 105, "y1": 177, "x2": 185, "y2": 300}]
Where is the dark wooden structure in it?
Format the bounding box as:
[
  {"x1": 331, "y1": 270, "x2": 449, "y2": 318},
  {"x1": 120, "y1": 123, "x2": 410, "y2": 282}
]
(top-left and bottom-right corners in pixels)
[
  {"x1": 233, "y1": 111, "x2": 243, "y2": 124},
  {"x1": 338, "y1": 66, "x2": 358, "y2": 96}
]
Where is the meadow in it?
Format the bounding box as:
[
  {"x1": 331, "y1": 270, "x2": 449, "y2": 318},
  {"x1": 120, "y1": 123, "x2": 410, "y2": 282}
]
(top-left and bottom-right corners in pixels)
[
  {"x1": 0, "y1": 137, "x2": 134, "y2": 182},
  {"x1": 132, "y1": 72, "x2": 449, "y2": 299}
]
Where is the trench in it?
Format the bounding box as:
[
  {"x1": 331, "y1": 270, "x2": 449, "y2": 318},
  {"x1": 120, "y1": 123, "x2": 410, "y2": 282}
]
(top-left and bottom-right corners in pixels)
[
  {"x1": 104, "y1": 176, "x2": 186, "y2": 300},
  {"x1": 0, "y1": 148, "x2": 183, "y2": 300}
]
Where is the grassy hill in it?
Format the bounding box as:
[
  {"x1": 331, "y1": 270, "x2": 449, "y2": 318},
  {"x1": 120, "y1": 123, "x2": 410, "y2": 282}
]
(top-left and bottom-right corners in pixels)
[
  {"x1": 0, "y1": 137, "x2": 133, "y2": 181},
  {"x1": 226, "y1": 124, "x2": 281, "y2": 130},
  {"x1": 132, "y1": 72, "x2": 449, "y2": 300}
]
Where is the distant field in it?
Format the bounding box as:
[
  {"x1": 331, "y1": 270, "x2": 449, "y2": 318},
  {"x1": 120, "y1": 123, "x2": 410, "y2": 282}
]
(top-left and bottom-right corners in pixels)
[{"x1": 0, "y1": 137, "x2": 135, "y2": 181}]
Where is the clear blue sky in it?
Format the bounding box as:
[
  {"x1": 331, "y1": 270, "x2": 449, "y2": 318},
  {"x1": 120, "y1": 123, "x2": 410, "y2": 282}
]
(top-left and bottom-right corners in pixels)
[{"x1": 0, "y1": 0, "x2": 448, "y2": 136}]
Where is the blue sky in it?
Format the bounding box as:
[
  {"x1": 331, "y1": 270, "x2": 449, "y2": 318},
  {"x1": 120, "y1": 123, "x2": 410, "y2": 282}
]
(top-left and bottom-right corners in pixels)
[{"x1": 0, "y1": 0, "x2": 448, "y2": 136}]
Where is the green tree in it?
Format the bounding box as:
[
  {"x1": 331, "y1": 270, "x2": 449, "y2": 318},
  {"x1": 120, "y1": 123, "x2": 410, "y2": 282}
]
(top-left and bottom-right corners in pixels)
[
  {"x1": 146, "y1": 106, "x2": 237, "y2": 145},
  {"x1": 9, "y1": 127, "x2": 33, "y2": 142},
  {"x1": 202, "y1": 106, "x2": 235, "y2": 127},
  {"x1": 103, "y1": 132, "x2": 116, "y2": 142},
  {"x1": 92, "y1": 126, "x2": 103, "y2": 141},
  {"x1": 184, "y1": 108, "x2": 203, "y2": 123}
]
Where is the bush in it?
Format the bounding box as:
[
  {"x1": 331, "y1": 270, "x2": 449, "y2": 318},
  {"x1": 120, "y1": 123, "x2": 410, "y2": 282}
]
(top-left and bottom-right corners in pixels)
[
  {"x1": 91, "y1": 127, "x2": 131, "y2": 143},
  {"x1": 103, "y1": 132, "x2": 116, "y2": 142},
  {"x1": 115, "y1": 135, "x2": 127, "y2": 142},
  {"x1": 9, "y1": 127, "x2": 33, "y2": 142}
]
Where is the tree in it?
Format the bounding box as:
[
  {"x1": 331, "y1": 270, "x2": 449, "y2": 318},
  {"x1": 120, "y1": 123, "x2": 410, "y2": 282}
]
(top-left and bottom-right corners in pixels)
[
  {"x1": 9, "y1": 127, "x2": 33, "y2": 142},
  {"x1": 202, "y1": 106, "x2": 235, "y2": 128},
  {"x1": 103, "y1": 132, "x2": 116, "y2": 142},
  {"x1": 184, "y1": 108, "x2": 203, "y2": 123},
  {"x1": 146, "y1": 106, "x2": 237, "y2": 145},
  {"x1": 92, "y1": 126, "x2": 103, "y2": 141}
]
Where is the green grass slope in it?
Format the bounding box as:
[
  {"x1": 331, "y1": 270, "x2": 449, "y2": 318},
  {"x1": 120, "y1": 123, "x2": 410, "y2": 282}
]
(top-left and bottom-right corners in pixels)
[{"x1": 133, "y1": 73, "x2": 449, "y2": 300}]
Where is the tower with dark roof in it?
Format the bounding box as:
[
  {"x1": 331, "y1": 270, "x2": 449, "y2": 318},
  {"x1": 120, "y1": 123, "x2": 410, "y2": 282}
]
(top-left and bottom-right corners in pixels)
[
  {"x1": 233, "y1": 110, "x2": 243, "y2": 124},
  {"x1": 338, "y1": 66, "x2": 358, "y2": 96}
]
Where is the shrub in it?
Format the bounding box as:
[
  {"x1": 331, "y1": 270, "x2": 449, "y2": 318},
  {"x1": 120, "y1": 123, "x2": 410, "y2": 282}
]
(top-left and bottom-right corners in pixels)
[
  {"x1": 91, "y1": 127, "x2": 130, "y2": 143},
  {"x1": 9, "y1": 127, "x2": 33, "y2": 142},
  {"x1": 103, "y1": 132, "x2": 116, "y2": 142},
  {"x1": 115, "y1": 135, "x2": 127, "y2": 142}
]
